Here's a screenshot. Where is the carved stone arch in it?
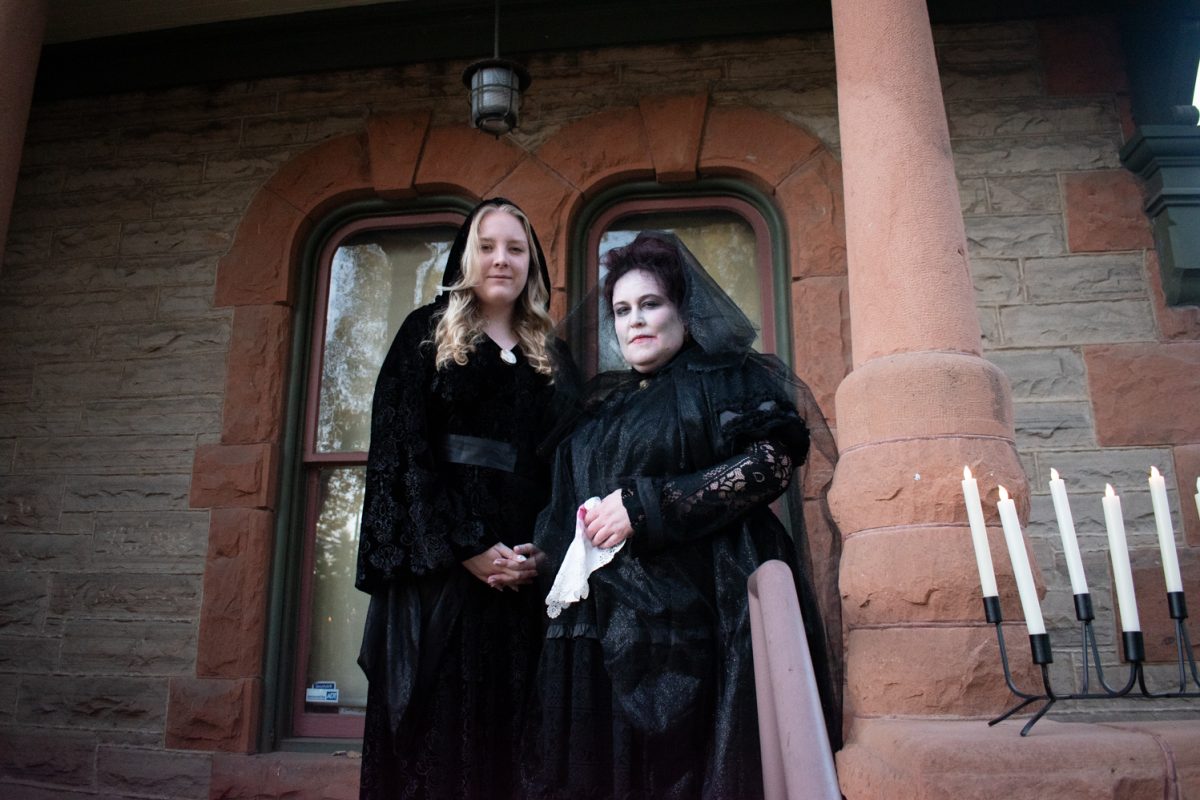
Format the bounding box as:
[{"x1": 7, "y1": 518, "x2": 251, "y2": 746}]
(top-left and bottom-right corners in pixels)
[
  {"x1": 173, "y1": 100, "x2": 850, "y2": 752},
  {"x1": 531, "y1": 96, "x2": 849, "y2": 415}
]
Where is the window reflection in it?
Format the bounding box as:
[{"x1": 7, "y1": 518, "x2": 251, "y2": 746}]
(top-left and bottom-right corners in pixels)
[
  {"x1": 297, "y1": 215, "x2": 462, "y2": 737},
  {"x1": 316, "y1": 228, "x2": 456, "y2": 453},
  {"x1": 305, "y1": 466, "x2": 369, "y2": 715}
]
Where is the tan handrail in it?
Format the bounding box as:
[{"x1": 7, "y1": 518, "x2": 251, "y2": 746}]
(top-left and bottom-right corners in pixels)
[{"x1": 748, "y1": 559, "x2": 841, "y2": 800}]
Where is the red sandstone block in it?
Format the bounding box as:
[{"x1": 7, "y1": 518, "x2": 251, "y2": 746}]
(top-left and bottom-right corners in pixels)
[
  {"x1": 165, "y1": 677, "x2": 261, "y2": 753},
  {"x1": 841, "y1": 525, "x2": 1031, "y2": 628},
  {"x1": 637, "y1": 94, "x2": 708, "y2": 183},
  {"x1": 699, "y1": 106, "x2": 821, "y2": 190},
  {"x1": 535, "y1": 107, "x2": 654, "y2": 195},
  {"x1": 843, "y1": 626, "x2": 1038, "y2": 718},
  {"x1": 490, "y1": 157, "x2": 580, "y2": 288},
  {"x1": 837, "y1": 718, "x2": 1167, "y2": 800},
  {"x1": 1128, "y1": 547, "x2": 1199, "y2": 663},
  {"x1": 366, "y1": 111, "x2": 430, "y2": 199},
  {"x1": 790, "y1": 276, "x2": 849, "y2": 421},
  {"x1": 1063, "y1": 170, "x2": 1153, "y2": 253},
  {"x1": 197, "y1": 509, "x2": 274, "y2": 679},
  {"x1": 222, "y1": 304, "x2": 292, "y2": 445},
  {"x1": 263, "y1": 134, "x2": 374, "y2": 220},
  {"x1": 1176, "y1": 445, "x2": 1200, "y2": 547},
  {"x1": 189, "y1": 443, "x2": 278, "y2": 510},
  {"x1": 210, "y1": 751, "x2": 359, "y2": 800},
  {"x1": 550, "y1": 288, "x2": 568, "y2": 324},
  {"x1": 835, "y1": 353, "x2": 1015, "y2": 451},
  {"x1": 214, "y1": 189, "x2": 309, "y2": 307},
  {"x1": 776, "y1": 151, "x2": 847, "y2": 279},
  {"x1": 802, "y1": 502, "x2": 839, "y2": 609},
  {"x1": 1085, "y1": 342, "x2": 1200, "y2": 446},
  {"x1": 1038, "y1": 16, "x2": 1129, "y2": 96},
  {"x1": 413, "y1": 125, "x2": 524, "y2": 197},
  {"x1": 1105, "y1": 721, "x2": 1200, "y2": 798},
  {"x1": 829, "y1": 436, "x2": 1027, "y2": 535}
]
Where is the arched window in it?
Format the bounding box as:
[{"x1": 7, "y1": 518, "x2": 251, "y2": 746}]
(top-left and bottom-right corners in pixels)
[
  {"x1": 271, "y1": 184, "x2": 786, "y2": 744},
  {"x1": 282, "y1": 206, "x2": 466, "y2": 740}
]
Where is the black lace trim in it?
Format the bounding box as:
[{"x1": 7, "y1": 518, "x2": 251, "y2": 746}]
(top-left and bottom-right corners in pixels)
[{"x1": 619, "y1": 438, "x2": 793, "y2": 554}]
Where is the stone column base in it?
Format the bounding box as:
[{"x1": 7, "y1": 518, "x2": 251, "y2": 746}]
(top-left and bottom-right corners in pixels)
[{"x1": 836, "y1": 717, "x2": 1199, "y2": 799}]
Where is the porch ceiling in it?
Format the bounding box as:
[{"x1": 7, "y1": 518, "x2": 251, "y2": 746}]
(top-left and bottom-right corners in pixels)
[{"x1": 36, "y1": 0, "x2": 1130, "y2": 100}]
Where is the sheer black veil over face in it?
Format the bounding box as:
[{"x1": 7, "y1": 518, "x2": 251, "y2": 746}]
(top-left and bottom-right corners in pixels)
[{"x1": 558, "y1": 231, "x2": 769, "y2": 385}]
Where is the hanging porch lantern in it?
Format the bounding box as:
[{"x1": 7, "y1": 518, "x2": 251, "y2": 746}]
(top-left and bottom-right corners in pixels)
[
  {"x1": 462, "y1": 57, "x2": 531, "y2": 136},
  {"x1": 462, "y1": 0, "x2": 530, "y2": 136}
]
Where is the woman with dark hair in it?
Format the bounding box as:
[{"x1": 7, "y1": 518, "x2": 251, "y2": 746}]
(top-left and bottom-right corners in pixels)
[
  {"x1": 355, "y1": 198, "x2": 564, "y2": 799},
  {"x1": 524, "y1": 231, "x2": 842, "y2": 800}
]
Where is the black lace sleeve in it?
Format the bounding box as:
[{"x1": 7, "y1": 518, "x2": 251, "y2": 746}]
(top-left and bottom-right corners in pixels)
[
  {"x1": 622, "y1": 438, "x2": 794, "y2": 554},
  {"x1": 355, "y1": 307, "x2": 492, "y2": 593}
]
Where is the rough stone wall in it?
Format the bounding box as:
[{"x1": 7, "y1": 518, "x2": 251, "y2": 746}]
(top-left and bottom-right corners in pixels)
[
  {"x1": 0, "y1": 16, "x2": 1194, "y2": 800},
  {"x1": 955, "y1": 17, "x2": 1200, "y2": 704}
]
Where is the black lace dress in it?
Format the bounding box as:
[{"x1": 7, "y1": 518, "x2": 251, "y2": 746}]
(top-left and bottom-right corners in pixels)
[
  {"x1": 524, "y1": 344, "x2": 831, "y2": 800},
  {"x1": 356, "y1": 304, "x2": 555, "y2": 799}
]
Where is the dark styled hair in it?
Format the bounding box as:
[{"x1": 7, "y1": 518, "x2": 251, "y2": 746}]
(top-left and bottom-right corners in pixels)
[{"x1": 602, "y1": 232, "x2": 686, "y2": 311}]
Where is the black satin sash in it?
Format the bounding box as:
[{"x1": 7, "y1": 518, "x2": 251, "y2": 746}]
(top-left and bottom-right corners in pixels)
[{"x1": 438, "y1": 433, "x2": 518, "y2": 473}]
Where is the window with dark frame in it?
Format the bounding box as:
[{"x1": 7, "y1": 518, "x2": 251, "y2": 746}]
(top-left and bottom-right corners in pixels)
[
  {"x1": 284, "y1": 192, "x2": 777, "y2": 742},
  {"x1": 291, "y1": 212, "x2": 463, "y2": 739}
]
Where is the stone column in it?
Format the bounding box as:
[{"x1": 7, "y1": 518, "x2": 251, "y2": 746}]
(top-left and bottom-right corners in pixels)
[
  {"x1": 0, "y1": 0, "x2": 47, "y2": 267},
  {"x1": 828, "y1": 0, "x2": 1029, "y2": 727}
]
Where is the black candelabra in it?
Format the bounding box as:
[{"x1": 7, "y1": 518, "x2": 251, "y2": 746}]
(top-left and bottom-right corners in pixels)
[{"x1": 986, "y1": 590, "x2": 1200, "y2": 735}]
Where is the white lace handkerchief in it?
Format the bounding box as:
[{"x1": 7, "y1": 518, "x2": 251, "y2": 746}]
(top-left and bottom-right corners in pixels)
[{"x1": 545, "y1": 497, "x2": 625, "y2": 619}]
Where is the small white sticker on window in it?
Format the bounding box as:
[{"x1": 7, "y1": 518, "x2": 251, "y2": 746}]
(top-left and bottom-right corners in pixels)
[{"x1": 307, "y1": 681, "x2": 339, "y2": 703}]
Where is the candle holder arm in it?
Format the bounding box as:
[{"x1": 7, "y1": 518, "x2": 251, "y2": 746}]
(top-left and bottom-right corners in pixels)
[
  {"x1": 1175, "y1": 620, "x2": 1200, "y2": 691},
  {"x1": 1080, "y1": 619, "x2": 1138, "y2": 697},
  {"x1": 987, "y1": 621, "x2": 1047, "y2": 728},
  {"x1": 1016, "y1": 665, "x2": 1058, "y2": 737}
]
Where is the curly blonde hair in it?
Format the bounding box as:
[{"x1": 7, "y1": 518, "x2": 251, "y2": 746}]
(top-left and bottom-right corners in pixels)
[{"x1": 431, "y1": 204, "x2": 555, "y2": 377}]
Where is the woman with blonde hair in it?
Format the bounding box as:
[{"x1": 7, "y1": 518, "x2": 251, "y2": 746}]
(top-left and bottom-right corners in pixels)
[{"x1": 356, "y1": 198, "x2": 564, "y2": 799}]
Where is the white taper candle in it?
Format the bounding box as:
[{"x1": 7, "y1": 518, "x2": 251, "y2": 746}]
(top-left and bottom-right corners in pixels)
[
  {"x1": 1101, "y1": 484, "x2": 1141, "y2": 633},
  {"x1": 997, "y1": 485, "x2": 1046, "y2": 636},
  {"x1": 1048, "y1": 468, "x2": 1089, "y2": 596},
  {"x1": 962, "y1": 466, "x2": 998, "y2": 598},
  {"x1": 1148, "y1": 466, "x2": 1183, "y2": 593}
]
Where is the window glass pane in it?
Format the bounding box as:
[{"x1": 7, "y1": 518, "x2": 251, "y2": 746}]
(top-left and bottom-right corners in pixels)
[
  {"x1": 304, "y1": 466, "x2": 369, "y2": 717},
  {"x1": 599, "y1": 210, "x2": 760, "y2": 372},
  {"x1": 316, "y1": 226, "x2": 457, "y2": 453}
]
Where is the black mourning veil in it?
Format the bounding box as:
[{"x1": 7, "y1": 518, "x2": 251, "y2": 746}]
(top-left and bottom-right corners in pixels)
[{"x1": 554, "y1": 230, "x2": 844, "y2": 748}]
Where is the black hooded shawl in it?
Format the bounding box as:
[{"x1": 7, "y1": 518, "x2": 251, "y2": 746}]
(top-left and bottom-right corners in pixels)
[
  {"x1": 523, "y1": 232, "x2": 842, "y2": 800},
  {"x1": 356, "y1": 198, "x2": 558, "y2": 800}
]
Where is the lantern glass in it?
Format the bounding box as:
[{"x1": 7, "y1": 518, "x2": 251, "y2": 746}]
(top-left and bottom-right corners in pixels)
[{"x1": 463, "y1": 58, "x2": 530, "y2": 136}]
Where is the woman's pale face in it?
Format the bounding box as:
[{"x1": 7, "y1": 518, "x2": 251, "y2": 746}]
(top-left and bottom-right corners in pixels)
[
  {"x1": 471, "y1": 210, "x2": 531, "y2": 312},
  {"x1": 611, "y1": 269, "x2": 686, "y2": 374}
]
